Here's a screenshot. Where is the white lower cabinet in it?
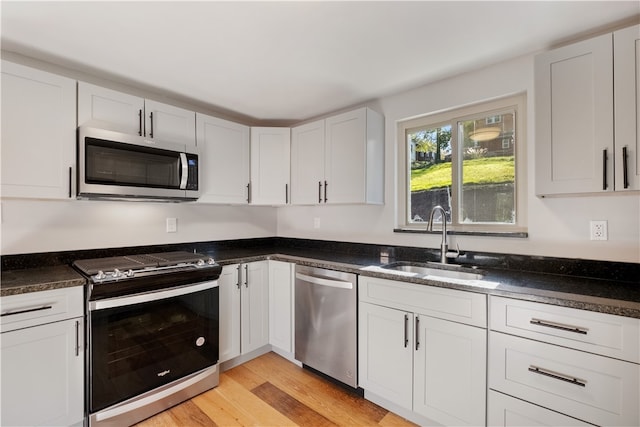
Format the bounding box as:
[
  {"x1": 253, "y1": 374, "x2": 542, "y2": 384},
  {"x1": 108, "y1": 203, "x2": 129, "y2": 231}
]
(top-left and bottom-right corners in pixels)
[
  {"x1": 488, "y1": 390, "x2": 591, "y2": 427},
  {"x1": 488, "y1": 296, "x2": 640, "y2": 427},
  {"x1": 218, "y1": 261, "x2": 270, "y2": 363},
  {"x1": 1, "y1": 287, "x2": 84, "y2": 427},
  {"x1": 268, "y1": 260, "x2": 294, "y2": 354},
  {"x1": 359, "y1": 277, "x2": 487, "y2": 426}
]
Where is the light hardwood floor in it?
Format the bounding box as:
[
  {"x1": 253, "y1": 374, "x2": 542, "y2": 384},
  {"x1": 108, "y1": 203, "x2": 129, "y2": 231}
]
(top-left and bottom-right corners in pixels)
[{"x1": 135, "y1": 352, "x2": 417, "y2": 427}]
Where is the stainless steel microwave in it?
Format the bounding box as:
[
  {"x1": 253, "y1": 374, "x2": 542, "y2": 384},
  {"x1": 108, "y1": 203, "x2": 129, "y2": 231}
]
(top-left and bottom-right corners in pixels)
[{"x1": 77, "y1": 127, "x2": 200, "y2": 201}]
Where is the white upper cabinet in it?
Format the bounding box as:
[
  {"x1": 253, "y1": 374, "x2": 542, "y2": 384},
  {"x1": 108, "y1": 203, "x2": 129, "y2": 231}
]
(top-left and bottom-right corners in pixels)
[
  {"x1": 144, "y1": 99, "x2": 196, "y2": 146},
  {"x1": 291, "y1": 119, "x2": 326, "y2": 204},
  {"x1": 196, "y1": 113, "x2": 250, "y2": 204},
  {"x1": 78, "y1": 81, "x2": 145, "y2": 135},
  {"x1": 535, "y1": 24, "x2": 639, "y2": 195},
  {"x1": 250, "y1": 127, "x2": 291, "y2": 205},
  {"x1": 78, "y1": 81, "x2": 196, "y2": 146},
  {"x1": 614, "y1": 24, "x2": 640, "y2": 192},
  {"x1": 1, "y1": 61, "x2": 76, "y2": 199},
  {"x1": 291, "y1": 107, "x2": 384, "y2": 205}
]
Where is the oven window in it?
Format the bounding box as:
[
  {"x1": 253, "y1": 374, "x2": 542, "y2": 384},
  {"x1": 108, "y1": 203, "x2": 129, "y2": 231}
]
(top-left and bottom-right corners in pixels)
[
  {"x1": 89, "y1": 286, "x2": 218, "y2": 412},
  {"x1": 85, "y1": 138, "x2": 181, "y2": 188}
]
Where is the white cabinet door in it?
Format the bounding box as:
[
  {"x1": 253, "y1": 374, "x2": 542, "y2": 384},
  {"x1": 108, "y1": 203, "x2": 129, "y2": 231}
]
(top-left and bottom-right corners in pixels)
[
  {"x1": 358, "y1": 302, "x2": 414, "y2": 409},
  {"x1": 250, "y1": 127, "x2": 291, "y2": 205},
  {"x1": 144, "y1": 99, "x2": 196, "y2": 146},
  {"x1": 291, "y1": 120, "x2": 325, "y2": 204},
  {"x1": 614, "y1": 24, "x2": 640, "y2": 191},
  {"x1": 196, "y1": 114, "x2": 250, "y2": 204},
  {"x1": 535, "y1": 33, "x2": 614, "y2": 195},
  {"x1": 78, "y1": 81, "x2": 145, "y2": 135},
  {"x1": 325, "y1": 108, "x2": 384, "y2": 204},
  {"x1": 1, "y1": 318, "x2": 84, "y2": 427},
  {"x1": 241, "y1": 261, "x2": 270, "y2": 354},
  {"x1": 413, "y1": 315, "x2": 486, "y2": 426},
  {"x1": 218, "y1": 264, "x2": 241, "y2": 363},
  {"x1": 1, "y1": 61, "x2": 76, "y2": 199},
  {"x1": 268, "y1": 260, "x2": 293, "y2": 353}
]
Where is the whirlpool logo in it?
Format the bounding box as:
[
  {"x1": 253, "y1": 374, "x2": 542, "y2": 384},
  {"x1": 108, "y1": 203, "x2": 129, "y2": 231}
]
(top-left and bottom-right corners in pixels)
[{"x1": 157, "y1": 370, "x2": 171, "y2": 377}]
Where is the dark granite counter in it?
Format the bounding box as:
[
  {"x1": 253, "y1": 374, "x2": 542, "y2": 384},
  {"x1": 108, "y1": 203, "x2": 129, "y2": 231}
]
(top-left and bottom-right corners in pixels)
[
  {"x1": 2, "y1": 237, "x2": 638, "y2": 318},
  {"x1": 1, "y1": 265, "x2": 85, "y2": 297}
]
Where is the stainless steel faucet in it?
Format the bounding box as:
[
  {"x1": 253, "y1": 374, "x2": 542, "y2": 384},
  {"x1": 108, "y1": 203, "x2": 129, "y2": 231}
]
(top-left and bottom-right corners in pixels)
[{"x1": 428, "y1": 205, "x2": 449, "y2": 264}]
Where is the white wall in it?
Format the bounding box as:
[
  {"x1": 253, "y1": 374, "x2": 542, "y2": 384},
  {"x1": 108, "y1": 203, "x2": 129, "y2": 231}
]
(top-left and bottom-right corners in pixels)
[
  {"x1": 277, "y1": 54, "x2": 640, "y2": 263},
  {"x1": 1, "y1": 200, "x2": 277, "y2": 254}
]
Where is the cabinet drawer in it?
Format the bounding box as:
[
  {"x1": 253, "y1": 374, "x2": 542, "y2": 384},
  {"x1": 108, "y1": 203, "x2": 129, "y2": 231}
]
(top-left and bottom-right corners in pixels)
[
  {"x1": 490, "y1": 296, "x2": 640, "y2": 363},
  {"x1": 488, "y1": 390, "x2": 592, "y2": 426},
  {"x1": 489, "y1": 332, "x2": 639, "y2": 426},
  {"x1": 1, "y1": 287, "x2": 84, "y2": 333},
  {"x1": 359, "y1": 276, "x2": 486, "y2": 327}
]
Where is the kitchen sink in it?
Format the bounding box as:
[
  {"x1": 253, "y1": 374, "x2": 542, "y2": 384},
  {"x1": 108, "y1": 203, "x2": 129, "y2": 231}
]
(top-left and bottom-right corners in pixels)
[{"x1": 379, "y1": 261, "x2": 485, "y2": 281}]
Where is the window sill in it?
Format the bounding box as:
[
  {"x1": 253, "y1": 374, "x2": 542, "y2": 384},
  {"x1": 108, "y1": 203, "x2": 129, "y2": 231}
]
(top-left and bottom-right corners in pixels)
[{"x1": 393, "y1": 228, "x2": 528, "y2": 238}]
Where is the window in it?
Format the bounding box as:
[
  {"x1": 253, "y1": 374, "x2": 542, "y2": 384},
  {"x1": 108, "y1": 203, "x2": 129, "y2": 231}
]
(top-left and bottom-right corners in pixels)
[{"x1": 398, "y1": 94, "x2": 526, "y2": 233}]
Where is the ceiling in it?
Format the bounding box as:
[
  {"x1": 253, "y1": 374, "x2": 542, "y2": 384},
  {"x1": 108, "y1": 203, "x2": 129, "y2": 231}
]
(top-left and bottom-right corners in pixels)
[{"x1": 2, "y1": 1, "x2": 638, "y2": 124}]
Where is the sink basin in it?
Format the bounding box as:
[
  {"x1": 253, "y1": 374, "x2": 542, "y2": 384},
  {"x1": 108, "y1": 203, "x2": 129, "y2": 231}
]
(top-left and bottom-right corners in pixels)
[{"x1": 381, "y1": 262, "x2": 484, "y2": 281}]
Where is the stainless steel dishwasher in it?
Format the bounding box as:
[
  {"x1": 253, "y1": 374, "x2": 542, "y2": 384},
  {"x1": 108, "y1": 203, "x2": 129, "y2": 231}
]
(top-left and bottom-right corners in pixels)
[{"x1": 295, "y1": 265, "x2": 358, "y2": 388}]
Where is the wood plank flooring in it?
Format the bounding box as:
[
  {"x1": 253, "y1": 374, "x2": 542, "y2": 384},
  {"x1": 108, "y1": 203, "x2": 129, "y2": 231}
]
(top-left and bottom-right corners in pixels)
[{"x1": 135, "y1": 352, "x2": 417, "y2": 427}]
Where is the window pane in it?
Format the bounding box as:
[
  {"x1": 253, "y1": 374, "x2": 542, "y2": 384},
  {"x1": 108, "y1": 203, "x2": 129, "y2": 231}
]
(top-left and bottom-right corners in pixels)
[
  {"x1": 458, "y1": 112, "x2": 515, "y2": 223},
  {"x1": 407, "y1": 125, "x2": 452, "y2": 223}
]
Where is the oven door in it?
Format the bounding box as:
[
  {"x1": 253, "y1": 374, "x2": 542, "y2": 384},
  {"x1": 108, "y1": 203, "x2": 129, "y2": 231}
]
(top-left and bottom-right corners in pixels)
[{"x1": 88, "y1": 281, "x2": 218, "y2": 413}]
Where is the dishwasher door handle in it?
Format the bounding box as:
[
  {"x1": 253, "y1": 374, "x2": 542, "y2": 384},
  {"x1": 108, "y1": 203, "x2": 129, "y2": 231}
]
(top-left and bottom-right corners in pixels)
[{"x1": 295, "y1": 272, "x2": 353, "y2": 289}]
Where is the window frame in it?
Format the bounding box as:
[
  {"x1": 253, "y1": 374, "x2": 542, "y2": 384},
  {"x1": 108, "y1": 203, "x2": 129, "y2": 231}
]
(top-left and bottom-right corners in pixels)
[{"x1": 397, "y1": 93, "x2": 527, "y2": 234}]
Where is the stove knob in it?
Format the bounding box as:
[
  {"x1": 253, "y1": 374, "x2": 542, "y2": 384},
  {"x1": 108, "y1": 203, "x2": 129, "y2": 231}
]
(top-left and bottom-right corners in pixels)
[
  {"x1": 95, "y1": 271, "x2": 106, "y2": 280},
  {"x1": 112, "y1": 269, "x2": 122, "y2": 278},
  {"x1": 125, "y1": 269, "x2": 134, "y2": 277},
  {"x1": 207, "y1": 258, "x2": 216, "y2": 265},
  {"x1": 196, "y1": 259, "x2": 205, "y2": 266}
]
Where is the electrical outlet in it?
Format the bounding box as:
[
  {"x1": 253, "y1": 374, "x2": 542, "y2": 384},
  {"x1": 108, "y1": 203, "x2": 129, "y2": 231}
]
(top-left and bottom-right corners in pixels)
[
  {"x1": 590, "y1": 220, "x2": 607, "y2": 241},
  {"x1": 313, "y1": 217, "x2": 321, "y2": 229},
  {"x1": 166, "y1": 217, "x2": 177, "y2": 233}
]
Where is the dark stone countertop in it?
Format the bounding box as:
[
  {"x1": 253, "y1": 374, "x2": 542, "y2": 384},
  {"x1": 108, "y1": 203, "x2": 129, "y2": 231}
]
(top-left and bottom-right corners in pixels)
[
  {"x1": 2, "y1": 238, "x2": 638, "y2": 319},
  {"x1": 1, "y1": 265, "x2": 86, "y2": 297}
]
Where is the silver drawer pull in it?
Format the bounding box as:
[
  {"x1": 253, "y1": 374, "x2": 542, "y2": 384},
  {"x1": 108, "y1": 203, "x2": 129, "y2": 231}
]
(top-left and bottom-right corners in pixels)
[
  {"x1": 530, "y1": 318, "x2": 588, "y2": 335},
  {"x1": 1, "y1": 305, "x2": 53, "y2": 317},
  {"x1": 528, "y1": 365, "x2": 586, "y2": 387}
]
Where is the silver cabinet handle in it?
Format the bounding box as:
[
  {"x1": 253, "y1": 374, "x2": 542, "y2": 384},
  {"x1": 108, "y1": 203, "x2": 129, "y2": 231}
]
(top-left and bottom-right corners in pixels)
[
  {"x1": 138, "y1": 109, "x2": 143, "y2": 136},
  {"x1": 1, "y1": 305, "x2": 52, "y2": 317},
  {"x1": 528, "y1": 365, "x2": 586, "y2": 387},
  {"x1": 244, "y1": 264, "x2": 249, "y2": 288},
  {"x1": 415, "y1": 316, "x2": 420, "y2": 351},
  {"x1": 149, "y1": 111, "x2": 154, "y2": 138},
  {"x1": 247, "y1": 183, "x2": 251, "y2": 204},
  {"x1": 404, "y1": 314, "x2": 409, "y2": 348},
  {"x1": 236, "y1": 265, "x2": 241, "y2": 289},
  {"x1": 318, "y1": 181, "x2": 322, "y2": 203},
  {"x1": 530, "y1": 318, "x2": 588, "y2": 335},
  {"x1": 285, "y1": 183, "x2": 289, "y2": 204},
  {"x1": 75, "y1": 320, "x2": 81, "y2": 357}
]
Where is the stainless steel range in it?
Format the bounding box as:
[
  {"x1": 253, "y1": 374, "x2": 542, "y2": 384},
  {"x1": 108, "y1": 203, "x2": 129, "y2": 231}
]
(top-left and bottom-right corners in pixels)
[{"x1": 74, "y1": 251, "x2": 222, "y2": 427}]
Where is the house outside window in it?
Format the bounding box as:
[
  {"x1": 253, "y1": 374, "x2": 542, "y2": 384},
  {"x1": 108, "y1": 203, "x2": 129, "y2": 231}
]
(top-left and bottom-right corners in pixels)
[{"x1": 398, "y1": 94, "x2": 527, "y2": 233}]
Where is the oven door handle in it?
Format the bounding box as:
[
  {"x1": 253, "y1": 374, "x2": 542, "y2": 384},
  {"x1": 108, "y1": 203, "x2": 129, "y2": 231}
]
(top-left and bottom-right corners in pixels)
[{"x1": 89, "y1": 281, "x2": 218, "y2": 311}]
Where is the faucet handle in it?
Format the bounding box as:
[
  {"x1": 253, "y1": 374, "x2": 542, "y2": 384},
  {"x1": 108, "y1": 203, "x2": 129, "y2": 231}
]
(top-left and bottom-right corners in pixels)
[{"x1": 445, "y1": 243, "x2": 461, "y2": 259}]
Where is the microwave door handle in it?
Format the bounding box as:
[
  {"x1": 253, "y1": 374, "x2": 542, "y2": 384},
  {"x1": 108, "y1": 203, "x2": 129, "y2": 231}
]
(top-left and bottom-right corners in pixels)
[{"x1": 179, "y1": 153, "x2": 188, "y2": 190}]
